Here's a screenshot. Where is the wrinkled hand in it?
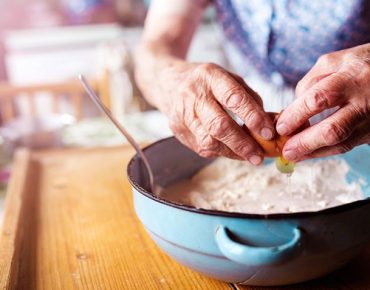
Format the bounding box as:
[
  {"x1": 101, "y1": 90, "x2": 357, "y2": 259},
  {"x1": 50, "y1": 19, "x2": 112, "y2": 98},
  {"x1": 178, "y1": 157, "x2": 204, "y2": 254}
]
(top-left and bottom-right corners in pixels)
[
  {"x1": 155, "y1": 60, "x2": 275, "y2": 164},
  {"x1": 277, "y1": 44, "x2": 370, "y2": 161}
]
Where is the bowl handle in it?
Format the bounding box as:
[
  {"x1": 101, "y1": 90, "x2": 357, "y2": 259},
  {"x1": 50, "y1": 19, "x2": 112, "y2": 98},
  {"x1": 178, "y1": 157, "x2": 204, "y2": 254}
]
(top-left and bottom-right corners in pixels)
[{"x1": 215, "y1": 226, "x2": 304, "y2": 266}]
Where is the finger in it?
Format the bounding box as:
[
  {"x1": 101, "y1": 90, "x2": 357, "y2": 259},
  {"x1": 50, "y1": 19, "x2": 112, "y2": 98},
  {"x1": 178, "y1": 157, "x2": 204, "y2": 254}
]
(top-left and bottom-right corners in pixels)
[
  {"x1": 185, "y1": 117, "x2": 242, "y2": 160},
  {"x1": 295, "y1": 73, "x2": 334, "y2": 97},
  {"x1": 195, "y1": 133, "x2": 244, "y2": 160},
  {"x1": 277, "y1": 72, "x2": 350, "y2": 136},
  {"x1": 282, "y1": 105, "x2": 361, "y2": 161},
  {"x1": 169, "y1": 120, "x2": 198, "y2": 150},
  {"x1": 230, "y1": 72, "x2": 263, "y2": 106},
  {"x1": 169, "y1": 96, "x2": 242, "y2": 160},
  {"x1": 297, "y1": 144, "x2": 353, "y2": 161},
  {"x1": 209, "y1": 68, "x2": 275, "y2": 141},
  {"x1": 297, "y1": 124, "x2": 370, "y2": 160},
  {"x1": 295, "y1": 53, "x2": 341, "y2": 97},
  {"x1": 195, "y1": 98, "x2": 264, "y2": 165},
  {"x1": 171, "y1": 121, "x2": 240, "y2": 159}
]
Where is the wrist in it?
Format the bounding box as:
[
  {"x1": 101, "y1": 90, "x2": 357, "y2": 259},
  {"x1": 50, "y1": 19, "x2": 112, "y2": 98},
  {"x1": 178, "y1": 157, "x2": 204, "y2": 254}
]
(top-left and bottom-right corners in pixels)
[{"x1": 134, "y1": 43, "x2": 185, "y2": 107}]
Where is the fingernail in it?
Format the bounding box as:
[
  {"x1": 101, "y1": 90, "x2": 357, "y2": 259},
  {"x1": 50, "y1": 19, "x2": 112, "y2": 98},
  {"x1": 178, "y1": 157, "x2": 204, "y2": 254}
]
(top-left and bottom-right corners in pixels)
[
  {"x1": 260, "y1": 127, "x2": 273, "y2": 140},
  {"x1": 283, "y1": 149, "x2": 297, "y2": 161},
  {"x1": 277, "y1": 123, "x2": 289, "y2": 135},
  {"x1": 249, "y1": 155, "x2": 262, "y2": 165}
]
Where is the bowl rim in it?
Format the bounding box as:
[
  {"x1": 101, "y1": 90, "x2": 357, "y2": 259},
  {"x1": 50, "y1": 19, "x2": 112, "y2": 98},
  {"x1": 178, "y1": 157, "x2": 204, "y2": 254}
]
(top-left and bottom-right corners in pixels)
[{"x1": 127, "y1": 137, "x2": 370, "y2": 220}]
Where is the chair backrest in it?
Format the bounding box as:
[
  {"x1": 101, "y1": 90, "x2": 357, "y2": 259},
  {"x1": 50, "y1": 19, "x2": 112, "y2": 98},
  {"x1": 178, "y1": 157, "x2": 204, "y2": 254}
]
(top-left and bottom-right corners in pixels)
[{"x1": 0, "y1": 75, "x2": 110, "y2": 124}]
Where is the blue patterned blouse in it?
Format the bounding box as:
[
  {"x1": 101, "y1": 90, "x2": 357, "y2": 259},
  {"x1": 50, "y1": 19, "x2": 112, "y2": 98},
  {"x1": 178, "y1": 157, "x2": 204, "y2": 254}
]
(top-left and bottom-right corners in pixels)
[{"x1": 213, "y1": 0, "x2": 370, "y2": 86}]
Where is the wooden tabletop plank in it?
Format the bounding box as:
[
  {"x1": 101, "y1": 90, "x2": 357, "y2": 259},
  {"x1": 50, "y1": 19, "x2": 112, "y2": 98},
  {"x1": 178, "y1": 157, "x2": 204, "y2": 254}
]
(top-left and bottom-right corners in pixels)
[
  {"x1": 0, "y1": 147, "x2": 231, "y2": 290},
  {"x1": 0, "y1": 149, "x2": 33, "y2": 289},
  {"x1": 2, "y1": 146, "x2": 370, "y2": 289}
]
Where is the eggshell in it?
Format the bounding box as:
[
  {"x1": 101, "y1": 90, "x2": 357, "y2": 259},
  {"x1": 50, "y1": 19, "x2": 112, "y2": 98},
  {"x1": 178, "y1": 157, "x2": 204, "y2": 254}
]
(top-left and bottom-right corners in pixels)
[{"x1": 243, "y1": 112, "x2": 309, "y2": 157}]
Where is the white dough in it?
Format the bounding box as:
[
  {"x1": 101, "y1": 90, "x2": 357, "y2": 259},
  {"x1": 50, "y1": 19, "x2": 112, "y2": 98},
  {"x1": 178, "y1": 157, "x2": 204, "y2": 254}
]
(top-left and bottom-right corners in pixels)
[{"x1": 161, "y1": 158, "x2": 365, "y2": 214}]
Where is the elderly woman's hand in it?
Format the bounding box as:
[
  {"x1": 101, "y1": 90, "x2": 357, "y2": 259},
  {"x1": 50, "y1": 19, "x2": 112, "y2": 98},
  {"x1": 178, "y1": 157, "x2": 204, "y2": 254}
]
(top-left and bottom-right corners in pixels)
[
  {"x1": 277, "y1": 43, "x2": 370, "y2": 161},
  {"x1": 144, "y1": 59, "x2": 275, "y2": 164},
  {"x1": 136, "y1": 0, "x2": 275, "y2": 164}
]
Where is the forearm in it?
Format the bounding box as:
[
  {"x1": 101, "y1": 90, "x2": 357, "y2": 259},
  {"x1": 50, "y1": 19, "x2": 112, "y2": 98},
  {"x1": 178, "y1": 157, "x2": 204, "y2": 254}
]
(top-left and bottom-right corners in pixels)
[{"x1": 135, "y1": 0, "x2": 208, "y2": 106}]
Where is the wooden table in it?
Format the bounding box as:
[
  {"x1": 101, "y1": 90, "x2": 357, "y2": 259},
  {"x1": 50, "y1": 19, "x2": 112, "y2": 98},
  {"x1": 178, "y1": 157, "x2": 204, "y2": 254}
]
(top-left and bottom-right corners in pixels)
[{"x1": 0, "y1": 146, "x2": 369, "y2": 289}]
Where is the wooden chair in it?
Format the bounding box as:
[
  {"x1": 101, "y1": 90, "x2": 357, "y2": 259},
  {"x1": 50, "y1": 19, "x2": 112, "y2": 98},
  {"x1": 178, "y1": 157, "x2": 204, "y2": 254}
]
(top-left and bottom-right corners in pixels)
[{"x1": 0, "y1": 72, "x2": 110, "y2": 124}]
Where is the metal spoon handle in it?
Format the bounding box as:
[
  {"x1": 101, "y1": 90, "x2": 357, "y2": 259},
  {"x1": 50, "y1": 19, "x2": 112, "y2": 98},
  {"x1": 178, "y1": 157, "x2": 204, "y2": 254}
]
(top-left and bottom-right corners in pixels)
[{"x1": 78, "y1": 74, "x2": 155, "y2": 192}]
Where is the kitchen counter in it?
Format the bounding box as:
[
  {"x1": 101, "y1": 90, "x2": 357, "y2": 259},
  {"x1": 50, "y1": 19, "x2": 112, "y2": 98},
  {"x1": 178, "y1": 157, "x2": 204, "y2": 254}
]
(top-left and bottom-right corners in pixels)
[{"x1": 0, "y1": 146, "x2": 369, "y2": 289}]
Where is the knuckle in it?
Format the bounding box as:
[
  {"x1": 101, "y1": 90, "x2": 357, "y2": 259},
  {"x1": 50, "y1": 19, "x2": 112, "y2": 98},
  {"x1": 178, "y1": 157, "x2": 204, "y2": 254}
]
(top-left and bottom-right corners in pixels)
[
  {"x1": 235, "y1": 142, "x2": 255, "y2": 156},
  {"x1": 308, "y1": 90, "x2": 330, "y2": 111},
  {"x1": 351, "y1": 102, "x2": 369, "y2": 121},
  {"x1": 244, "y1": 110, "x2": 263, "y2": 130},
  {"x1": 321, "y1": 123, "x2": 348, "y2": 145},
  {"x1": 206, "y1": 115, "x2": 230, "y2": 138},
  {"x1": 198, "y1": 148, "x2": 218, "y2": 158},
  {"x1": 317, "y1": 53, "x2": 334, "y2": 66},
  {"x1": 232, "y1": 142, "x2": 249, "y2": 153},
  {"x1": 199, "y1": 134, "x2": 218, "y2": 150},
  {"x1": 222, "y1": 87, "x2": 244, "y2": 108},
  {"x1": 197, "y1": 63, "x2": 219, "y2": 75},
  {"x1": 296, "y1": 138, "x2": 312, "y2": 154},
  {"x1": 196, "y1": 134, "x2": 219, "y2": 158},
  {"x1": 337, "y1": 143, "x2": 353, "y2": 154}
]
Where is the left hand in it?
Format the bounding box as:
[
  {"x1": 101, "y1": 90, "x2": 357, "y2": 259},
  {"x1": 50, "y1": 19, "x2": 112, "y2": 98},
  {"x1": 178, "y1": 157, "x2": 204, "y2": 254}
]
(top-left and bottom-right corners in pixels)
[{"x1": 276, "y1": 43, "x2": 370, "y2": 161}]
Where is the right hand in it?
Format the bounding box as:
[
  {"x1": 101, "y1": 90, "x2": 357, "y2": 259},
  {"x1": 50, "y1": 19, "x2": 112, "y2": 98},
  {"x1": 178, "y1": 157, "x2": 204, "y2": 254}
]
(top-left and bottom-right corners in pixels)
[{"x1": 146, "y1": 60, "x2": 275, "y2": 165}]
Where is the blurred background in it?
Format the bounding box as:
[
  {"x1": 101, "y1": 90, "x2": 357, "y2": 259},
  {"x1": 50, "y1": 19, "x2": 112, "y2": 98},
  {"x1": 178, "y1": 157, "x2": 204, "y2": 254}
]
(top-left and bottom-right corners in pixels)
[{"x1": 0, "y1": 0, "x2": 229, "y2": 221}]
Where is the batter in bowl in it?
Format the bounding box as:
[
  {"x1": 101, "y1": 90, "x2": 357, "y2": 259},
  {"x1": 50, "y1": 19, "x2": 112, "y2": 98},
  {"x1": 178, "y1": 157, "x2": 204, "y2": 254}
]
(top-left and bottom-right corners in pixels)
[{"x1": 161, "y1": 158, "x2": 365, "y2": 214}]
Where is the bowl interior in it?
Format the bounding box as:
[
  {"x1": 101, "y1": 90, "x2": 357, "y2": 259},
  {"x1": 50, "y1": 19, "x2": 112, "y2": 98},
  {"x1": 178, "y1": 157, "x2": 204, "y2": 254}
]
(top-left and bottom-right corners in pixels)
[
  {"x1": 128, "y1": 137, "x2": 213, "y2": 192},
  {"x1": 128, "y1": 137, "x2": 370, "y2": 208}
]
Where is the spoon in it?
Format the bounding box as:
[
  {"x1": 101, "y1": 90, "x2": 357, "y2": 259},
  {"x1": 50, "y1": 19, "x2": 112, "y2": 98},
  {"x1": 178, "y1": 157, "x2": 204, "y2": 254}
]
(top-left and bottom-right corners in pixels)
[{"x1": 78, "y1": 74, "x2": 160, "y2": 195}]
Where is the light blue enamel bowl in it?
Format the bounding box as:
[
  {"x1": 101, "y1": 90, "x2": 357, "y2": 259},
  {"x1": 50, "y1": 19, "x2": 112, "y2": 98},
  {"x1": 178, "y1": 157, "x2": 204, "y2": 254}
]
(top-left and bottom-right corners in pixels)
[{"x1": 127, "y1": 137, "x2": 370, "y2": 286}]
